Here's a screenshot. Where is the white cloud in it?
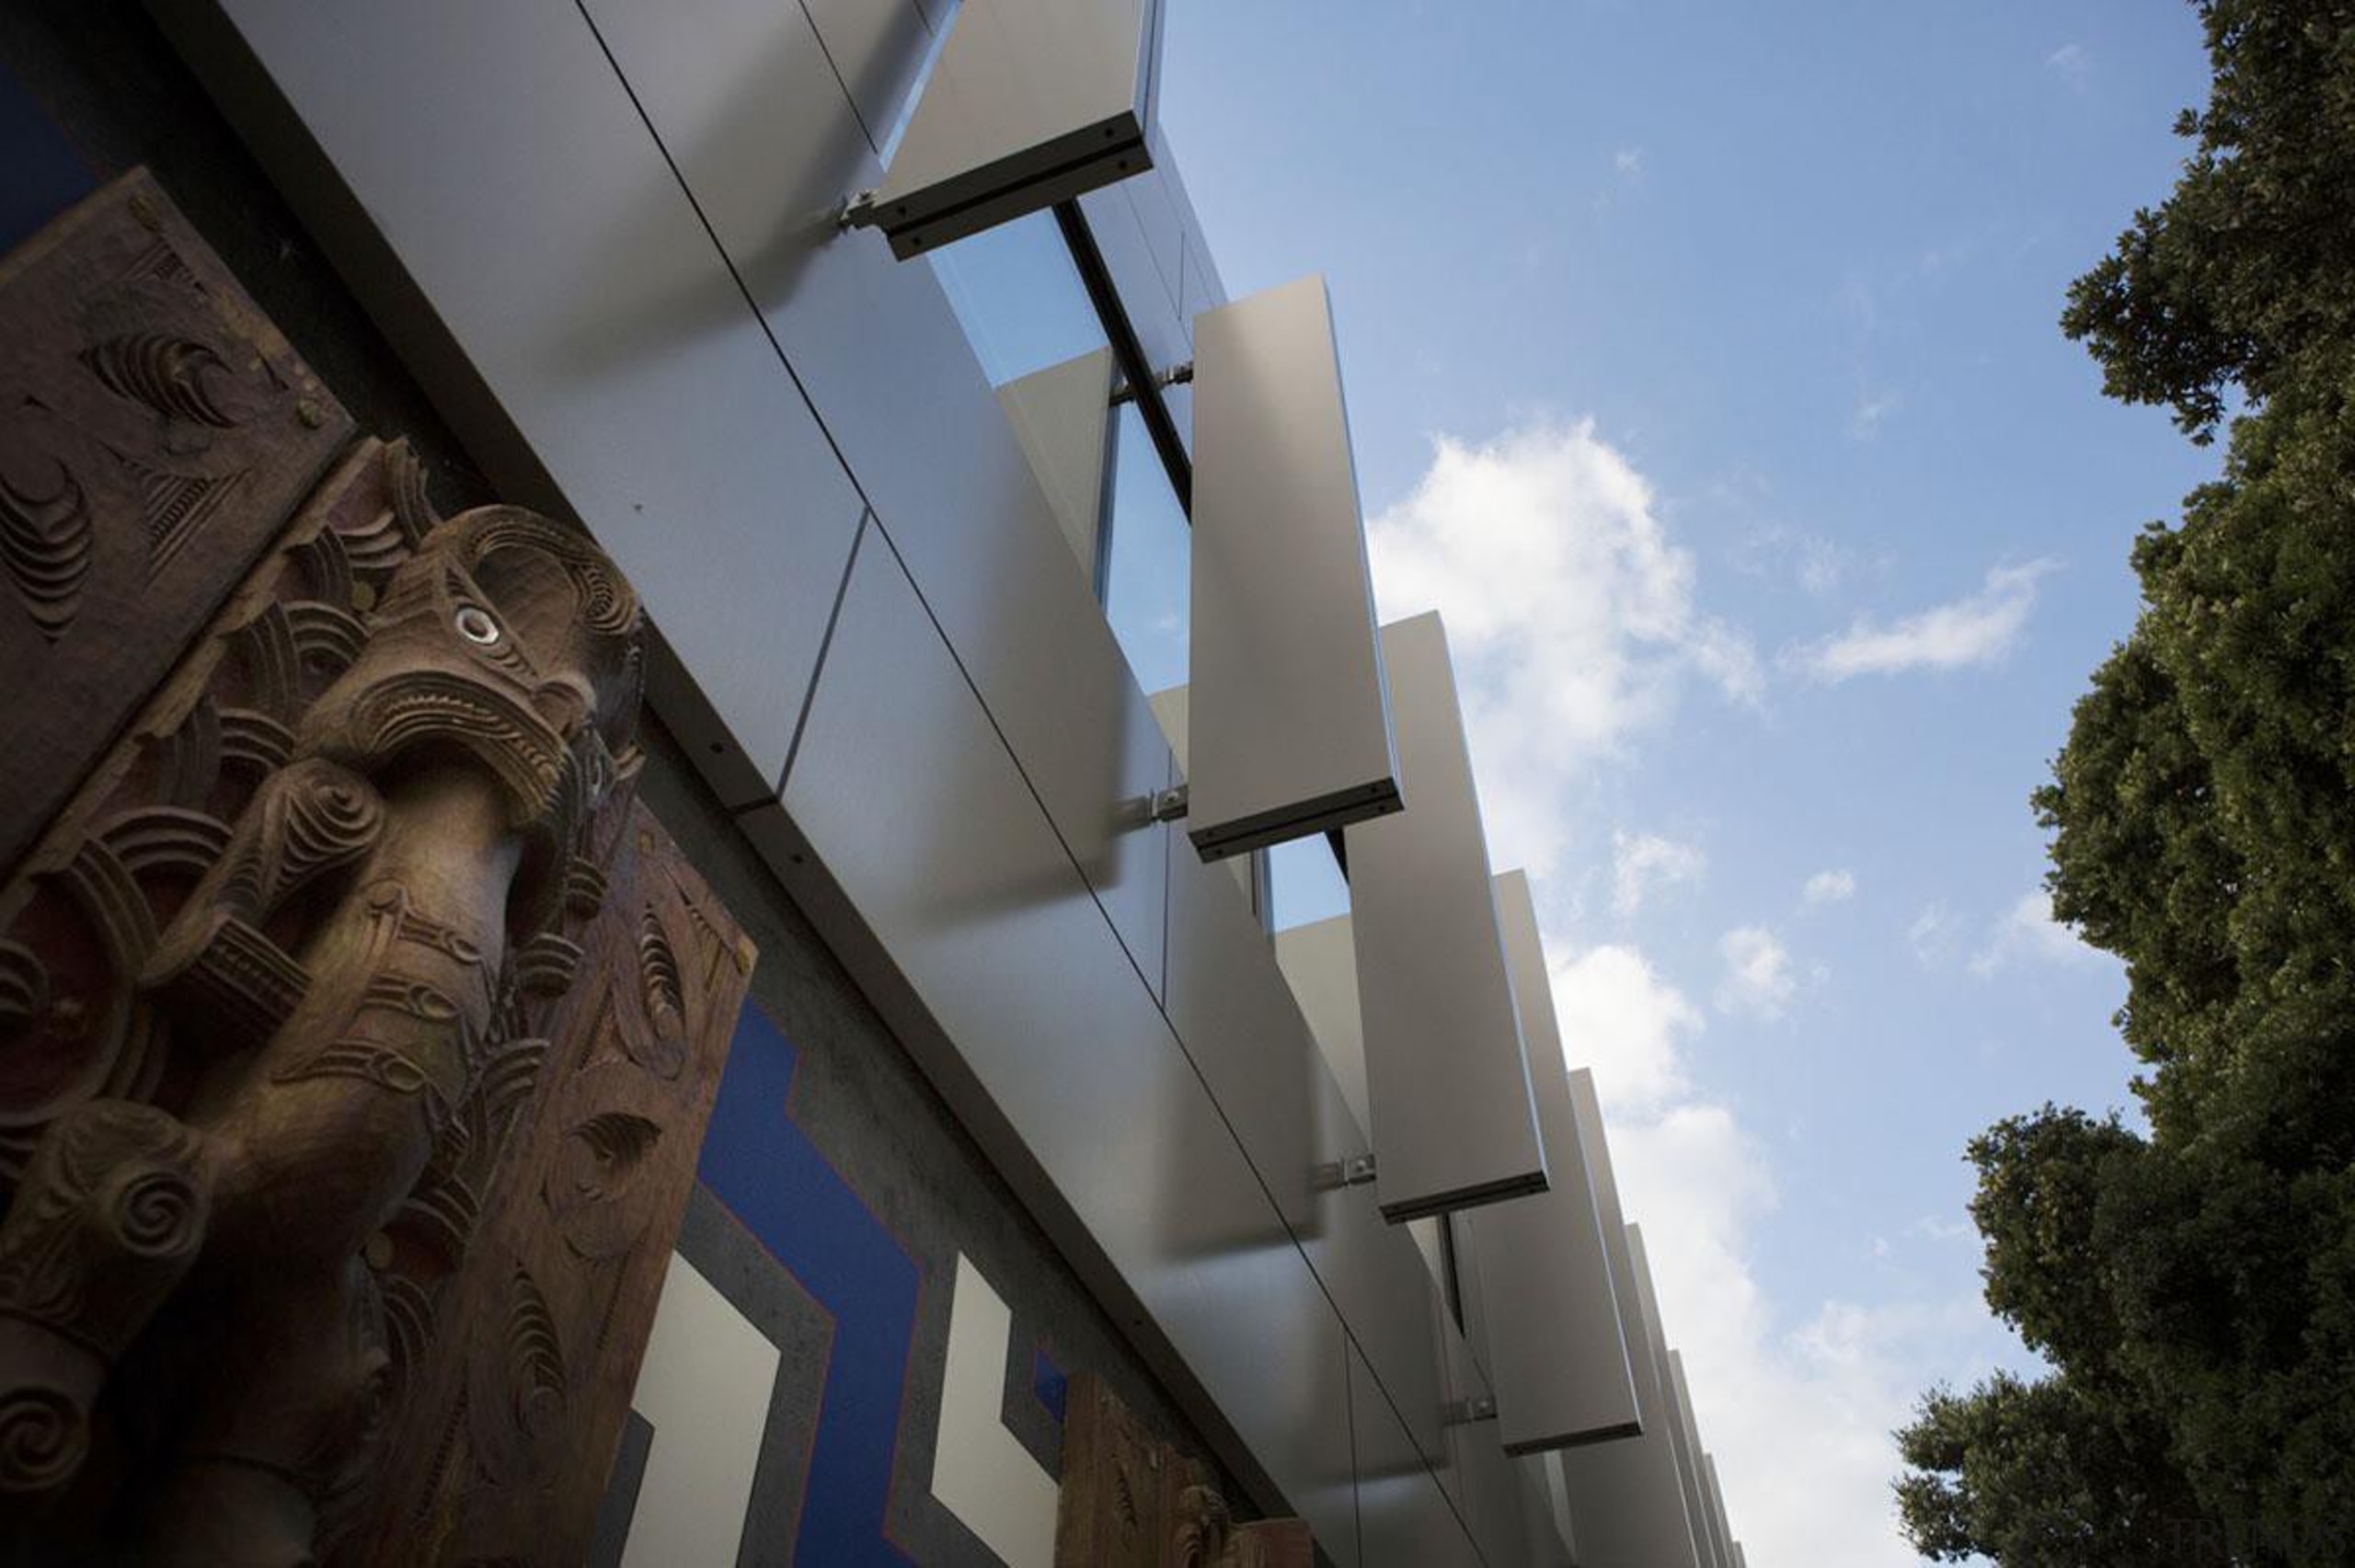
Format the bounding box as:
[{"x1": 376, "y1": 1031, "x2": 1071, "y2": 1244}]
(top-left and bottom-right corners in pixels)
[
  {"x1": 1605, "y1": 1093, "x2": 2005, "y2": 1568},
  {"x1": 1615, "y1": 1106, "x2": 1775, "y2": 1324},
  {"x1": 1969, "y1": 887, "x2": 2099, "y2": 977},
  {"x1": 1733, "y1": 526, "x2": 1852, "y2": 599},
  {"x1": 1905, "y1": 1213, "x2": 1979, "y2": 1246},
  {"x1": 1908, "y1": 901, "x2": 1965, "y2": 967},
  {"x1": 1717, "y1": 925, "x2": 1799, "y2": 1018},
  {"x1": 1797, "y1": 535, "x2": 1849, "y2": 597},
  {"x1": 1614, "y1": 146, "x2": 1645, "y2": 177},
  {"x1": 1558, "y1": 929, "x2": 2003, "y2": 1564},
  {"x1": 1613, "y1": 830, "x2": 1707, "y2": 917},
  {"x1": 1849, "y1": 390, "x2": 1902, "y2": 440},
  {"x1": 1909, "y1": 889, "x2": 2105, "y2": 976},
  {"x1": 2046, "y1": 41, "x2": 2089, "y2": 89},
  {"x1": 1376, "y1": 418, "x2": 1970, "y2": 1562},
  {"x1": 1792, "y1": 560, "x2": 2057, "y2": 682},
  {"x1": 1368, "y1": 419, "x2": 1759, "y2": 875},
  {"x1": 1803, "y1": 868, "x2": 1857, "y2": 907},
  {"x1": 1550, "y1": 943, "x2": 1701, "y2": 1112}
]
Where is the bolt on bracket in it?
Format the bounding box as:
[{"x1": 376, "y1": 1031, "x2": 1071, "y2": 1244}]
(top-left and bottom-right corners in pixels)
[
  {"x1": 1111, "y1": 361, "x2": 1196, "y2": 406},
  {"x1": 1312, "y1": 1152, "x2": 1378, "y2": 1191}
]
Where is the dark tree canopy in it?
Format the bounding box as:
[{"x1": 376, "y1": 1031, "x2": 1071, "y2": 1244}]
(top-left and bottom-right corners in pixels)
[
  {"x1": 1897, "y1": 3, "x2": 2355, "y2": 1562},
  {"x1": 1896, "y1": 1371, "x2": 2212, "y2": 1567},
  {"x1": 2061, "y1": 0, "x2": 2355, "y2": 440}
]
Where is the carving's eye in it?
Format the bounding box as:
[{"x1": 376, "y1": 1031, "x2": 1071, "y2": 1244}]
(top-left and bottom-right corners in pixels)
[{"x1": 454, "y1": 606, "x2": 501, "y2": 646}]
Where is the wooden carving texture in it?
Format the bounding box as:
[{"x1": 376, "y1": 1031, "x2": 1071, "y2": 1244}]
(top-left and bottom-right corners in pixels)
[
  {"x1": 0, "y1": 171, "x2": 353, "y2": 875},
  {"x1": 1055, "y1": 1374, "x2": 1315, "y2": 1568},
  {"x1": 0, "y1": 174, "x2": 754, "y2": 1567}
]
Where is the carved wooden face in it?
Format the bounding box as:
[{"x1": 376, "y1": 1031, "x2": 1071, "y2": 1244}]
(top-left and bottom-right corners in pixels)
[{"x1": 296, "y1": 508, "x2": 643, "y2": 831}]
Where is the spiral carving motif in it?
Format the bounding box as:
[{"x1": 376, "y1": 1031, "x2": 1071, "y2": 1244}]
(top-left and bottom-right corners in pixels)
[
  {"x1": 107, "y1": 1166, "x2": 206, "y2": 1260},
  {"x1": 280, "y1": 771, "x2": 385, "y2": 886},
  {"x1": 0, "y1": 1387, "x2": 86, "y2": 1494}
]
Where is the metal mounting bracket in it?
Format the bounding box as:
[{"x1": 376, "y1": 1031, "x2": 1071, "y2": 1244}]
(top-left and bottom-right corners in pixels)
[
  {"x1": 1111, "y1": 361, "x2": 1195, "y2": 406},
  {"x1": 1149, "y1": 783, "x2": 1190, "y2": 824},
  {"x1": 837, "y1": 190, "x2": 880, "y2": 232},
  {"x1": 1312, "y1": 1152, "x2": 1378, "y2": 1192},
  {"x1": 1442, "y1": 1396, "x2": 1498, "y2": 1426}
]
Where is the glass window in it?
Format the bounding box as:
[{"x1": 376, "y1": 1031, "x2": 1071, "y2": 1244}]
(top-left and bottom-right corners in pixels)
[
  {"x1": 933, "y1": 212, "x2": 1117, "y2": 584},
  {"x1": 1101, "y1": 403, "x2": 1190, "y2": 697},
  {"x1": 929, "y1": 211, "x2": 1105, "y2": 388},
  {"x1": 932, "y1": 208, "x2": 1203, "y2": 750},
  {"x1": 1268, "y1": 833, "x2": 1350, "y2": 931}
]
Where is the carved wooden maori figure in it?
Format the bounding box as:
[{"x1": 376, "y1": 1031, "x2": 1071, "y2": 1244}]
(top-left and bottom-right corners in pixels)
[
  {"x1": 0, "y1": 499, "x2": 647, "y2": 1562},
  {"x1": 0, "y1": 170, "x2": 752, "y2": 1568}
]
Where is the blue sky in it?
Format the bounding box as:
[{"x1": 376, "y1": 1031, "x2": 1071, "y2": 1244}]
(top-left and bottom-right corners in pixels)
[{"x1": 1156, "y1": 5, "x2": 2217, "y2": 1562}]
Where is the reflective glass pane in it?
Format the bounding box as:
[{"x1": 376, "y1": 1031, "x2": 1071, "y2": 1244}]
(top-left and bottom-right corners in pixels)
[
  {"x1": 929, "y1": 210, "x2": 1105, "y2": 386},
  {"x1": 1269, "y1": 833, "x2": 1350, "y2": 930},
  {"x1": 1101, "y1": 403, "x2": 1190, "y2": 694}
]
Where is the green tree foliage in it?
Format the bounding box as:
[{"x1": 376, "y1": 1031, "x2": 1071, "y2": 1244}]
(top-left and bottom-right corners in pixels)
[
  {"x1": 1896, "y1": 2, "x2": 2355, "y2": 1560},
  {"x1": 1895, "y1": 1371, "x2": 2208, "y2": 1565},
  {"x1": 2061, "y1": 2, "x2": 2355, "y2": 440}
]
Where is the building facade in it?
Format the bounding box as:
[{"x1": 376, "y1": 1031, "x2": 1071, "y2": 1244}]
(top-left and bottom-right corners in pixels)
[{"x1": 0, "y1": 3, "x2": 1741, "y2": 1564}]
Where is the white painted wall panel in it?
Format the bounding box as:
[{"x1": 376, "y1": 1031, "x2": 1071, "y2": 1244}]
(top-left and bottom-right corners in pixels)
[
  {"x1": 581, "y1": 0, "x2": 1176, "y2": 993},
  {"x1": 996, "y1": 345, "x2": 1114, "y2": 581},
  {"x1": 1349, "y1": 613, "x2": 1545, "y2": 1221},
  {"x1": 1275, "y1": 910, "x2": 1371, "y2": 1139},
  {"x1": 623, "y1": 1253, "x2": 780, "y2": 1568},
  {"x1": 1189, "y1": 277, "x2": 1399, "y2": 859},
  {"x1": 869, "y1": 0, "x2": 1159, "y2": 256},
  {"x1": 933, "y1": 1255, "x2": 1059, "y2": 1567},
  {"x1": 1553, "y1": 1089, "x2": 1706, "y2": 1568},
  {"x1": 802, "y1": 0, "x2": 936, "y2": 152},
  {"x1": 1471, "y1": 873, "x2": 1641, "y2": 1453}
]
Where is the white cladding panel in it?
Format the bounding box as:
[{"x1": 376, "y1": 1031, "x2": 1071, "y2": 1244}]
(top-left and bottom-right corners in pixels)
[
  {"x1": 996, "y1": 346, "x2": 1115, "y2": 582},
  {"x1": 869, "y1": 0, "x2": 1161, "y2": 257},
  {"x1": 1274, "y1": 909, "x2": 1371, "y2": 1138},
  {"x1": 1188, "y1": 276, "x2": 1399, "y2": 858},
  {"x1": 1703, "y1": 1450, "x2": 1738, "y2": 1568},
  {"x1": 1472, "y1": 872, "x2": 1642, "y2": 1453},
  {"x1": 1553, "y1": 1085, "x2": 1706, "y2": 1567},
  {"x1": 1632, "y1": 1230, "x2": 1717, "y2": 1568},
  {"x1": 1669, "y1": 1354, "x2": 1728, "y2": 1568},
  {"x1": 1348, "y1": 613, "x2": 1545, "y2": 1221}
]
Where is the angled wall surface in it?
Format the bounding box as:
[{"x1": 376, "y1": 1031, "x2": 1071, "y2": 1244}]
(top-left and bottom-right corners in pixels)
[{"x1": 0, "y1": 2, "x2": 1733, "y2": 1561}]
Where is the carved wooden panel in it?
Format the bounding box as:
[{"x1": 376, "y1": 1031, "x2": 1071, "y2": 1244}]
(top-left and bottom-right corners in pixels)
[
  {"x1": 335, "y1": 803, "x2": 750, "y2": 1566},
  {"x1": 0, "y1": 170, "x2": 753, "y2": 1567},
  {"x1": 1056, "y1": 1372, "x2": 1315, "y2": 1568},
  {"x1": 0, "y1": 170, "x2": 354, "y2": 875},
  {"x1": 1059, "y1": 1370, "x2": 1173, "y2": 1568},
  {"x1": 0, "y1": 435, "x2": 429, "y2": 1190}
]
